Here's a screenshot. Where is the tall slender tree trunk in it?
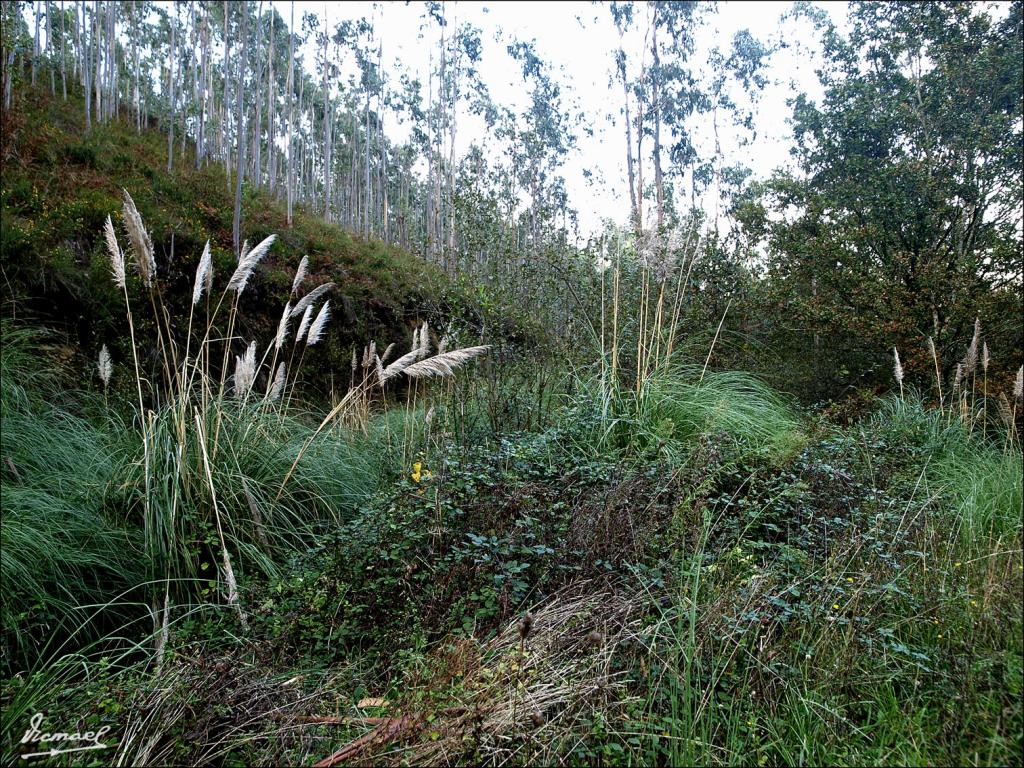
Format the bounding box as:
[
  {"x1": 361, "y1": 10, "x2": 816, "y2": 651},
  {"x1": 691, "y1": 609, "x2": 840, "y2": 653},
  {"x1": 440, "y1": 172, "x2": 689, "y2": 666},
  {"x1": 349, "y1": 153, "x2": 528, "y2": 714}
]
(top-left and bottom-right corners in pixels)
[
  {"x1": 60, "y1": 0, "x2": 67, "y2": 99},
  {"x1": 83, "y1": 2, "x2": 91, "y2": 128},
  {"x1": 232, "y1": 1, "x2": 247, "y2": 254},
  {"x1": 32, "y1": 0, "x2": 39, "y2": 87},
  {"x1": 167, "y1": 2, "x2": 176, "y2": 172},
  {"x1": 285, "y1": 1, "x2": 294, "y2": 225},
  {"x1": 652, "y1": 19, "x2": 664, "y2": 232}
]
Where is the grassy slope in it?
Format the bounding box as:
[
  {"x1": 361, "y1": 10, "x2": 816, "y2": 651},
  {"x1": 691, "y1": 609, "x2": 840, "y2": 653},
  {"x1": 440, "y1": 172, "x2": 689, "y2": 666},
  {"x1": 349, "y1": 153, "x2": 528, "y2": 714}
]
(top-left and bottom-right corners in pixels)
[{"x1": 0, "y1": 85, "x2": 535, "y2": 388}]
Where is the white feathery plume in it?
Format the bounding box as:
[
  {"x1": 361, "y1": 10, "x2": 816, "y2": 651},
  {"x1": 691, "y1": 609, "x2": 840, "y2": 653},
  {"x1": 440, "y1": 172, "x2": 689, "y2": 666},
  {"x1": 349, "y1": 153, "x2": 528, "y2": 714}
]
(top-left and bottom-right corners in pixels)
[
  {"x1": 382, "y1": 347, "x2": 422, "y2": 382},
  {"x1": 305, "y1": 301, "x2": 330, "y2": 346},
  {"x1": 291, "y1": 255, "x2": 309, "y2": 295},
  {"x1": 233, "y1": 341, "x2": 258, "y2": 397},
  {"x1": 121, "y1": 189, "x2": 155, "y2": 285},
  {"x1": 104, "y1": 215, "x2": 126, "y2": 290},
  {"x1": 1015, "y1": 366, "x2": 1023, "y2": 401},
  {"x1": 366, "y1": 341, "x2": 377, "y2": 368},
  {"x1": 952, "y1": 362, "x2": 964, "y2": 394},
  {"x1": 295, "y1": 304, "x2": 314, "y2": 344},
  {"x1": 351, "y1": 347, "x2": 358, "y2": 371},
  {"x1": 982, "y1": 342, "x2": 990, "y2": 373},
  {"x1": 893, "y1": 347, "x2": 904, "y2": 385},
  {"x1": 375, "y1": 355, "x2": 385, "y2": 387},
  {"x1": 402, "y1": 345, "x2": 491, "y2": 380},
  {"x1": 192, "y1": 241, "x2": 212, "y2": 305},
  {"x1": 227, "y1": 234, "x2": 277, "y2": 293},
  {"x1": 268, "y1": 362, "x2": 286, "y2": 401},
  {"x1": 291, "y1": 282, "x2": 334, "y2": 317},
  {"x1": 381, "y1": 343, "x2": 396, "y2": 364},
  {"x1": 274, "y1": 302, "x2": 292, "y2": 350},
  {"x1": 97, "y1": 345, "x2": 113, "y2": 387},
  {"x1": 238, "y1": 239, "x2": 249, "y2": 263}
]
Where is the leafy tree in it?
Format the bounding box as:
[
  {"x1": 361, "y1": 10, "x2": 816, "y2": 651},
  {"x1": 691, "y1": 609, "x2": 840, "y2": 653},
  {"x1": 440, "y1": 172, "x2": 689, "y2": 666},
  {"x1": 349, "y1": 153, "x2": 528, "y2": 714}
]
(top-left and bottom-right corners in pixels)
[{"x1": 742, "y1": 1, "x2": 1023, "y2": 392}]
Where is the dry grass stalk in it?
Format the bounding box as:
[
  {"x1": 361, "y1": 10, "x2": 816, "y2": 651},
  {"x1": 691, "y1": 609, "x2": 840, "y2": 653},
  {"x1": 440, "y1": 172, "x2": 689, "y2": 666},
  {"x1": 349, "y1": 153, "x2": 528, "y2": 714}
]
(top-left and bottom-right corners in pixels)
[
  {"x1": 385, "y1": 583, "x2": 642, "y2": 767},
  {"x1": 928, "y1": 336, "x2": 943, "y2": 409},
  {"x1": 964, "y1": 316, "x2": 981, "y2": 374}
]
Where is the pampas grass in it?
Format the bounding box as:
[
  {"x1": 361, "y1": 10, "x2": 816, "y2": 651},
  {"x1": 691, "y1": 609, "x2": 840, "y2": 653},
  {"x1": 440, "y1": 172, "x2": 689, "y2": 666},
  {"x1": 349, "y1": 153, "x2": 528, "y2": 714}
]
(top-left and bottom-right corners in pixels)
[
  {"x1": 305, "y1": 302, "x2": 330, "y2": 347},
  {"x1": 233, "y1": 341, "x2": 257, "y2": 397},
  {"x1": 893, "y1": 347, "x2": 904, "y2": 398},
  {"x1": 227, "y1": 234, "x2": 277, "y2": 293},
  {"x1": 98, "y1": 345, "x2": 112, "y2": 388},
  {"x1": 291, "y1": 255, "x2": 309, "y2": 295},
  {"x1": 291, "y1": 282, "x2": 334, "y2": 318},
  {"x1": 274, "y1": 302, "x2": 292, "y2": 350},
  {"x1": 402, "y1": 346, "x2": 491, "y2": 379},
  {"x1": 295, "y1": 305, "x2": 314, "y2": 344},
  {"x1": 191, "y1": 241, "x2": 212, "y2": 306},
  {"x1": 121, "y1": 189, "x2": 155, "y2": 286},
  {"x1": 105, "y1": 215, "x2": 126, "y2": 290}
]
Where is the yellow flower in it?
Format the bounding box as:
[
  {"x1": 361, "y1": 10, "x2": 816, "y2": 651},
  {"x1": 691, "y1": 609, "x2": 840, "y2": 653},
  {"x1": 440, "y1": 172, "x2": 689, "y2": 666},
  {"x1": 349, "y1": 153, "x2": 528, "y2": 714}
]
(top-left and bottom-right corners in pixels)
[
  {"x1": 832, "y1": 604, "x2": 840, "y2": 611},
  {"x1": 937, "y1": 633, "x2": 943, "y2": 639},
  {"x1": 411, "y1": 461, "x2": 422, "y2": 483},
  {"x1": 954, "y1": 561, "x2": 962, "y2": 568},
  {"x1": 846, "y1": 577, "x2": 854, "y2": 583},
  {"x1": 970, "y1": 599, "x2": 977, "y2": 607}
]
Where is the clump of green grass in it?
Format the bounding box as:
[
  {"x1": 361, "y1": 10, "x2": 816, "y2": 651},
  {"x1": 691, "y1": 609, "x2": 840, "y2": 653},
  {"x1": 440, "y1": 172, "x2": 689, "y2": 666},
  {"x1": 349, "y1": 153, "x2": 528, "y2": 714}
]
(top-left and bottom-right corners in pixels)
[
  {"x1": 871, "y1": 394, "x2": 1023, "y2": 546},
  {"x1": 0, "y1": 325, "x2": 143, "y2": 669},
  {"x1": 567, "y1": 363, "x2": 805, "y2": 465}
]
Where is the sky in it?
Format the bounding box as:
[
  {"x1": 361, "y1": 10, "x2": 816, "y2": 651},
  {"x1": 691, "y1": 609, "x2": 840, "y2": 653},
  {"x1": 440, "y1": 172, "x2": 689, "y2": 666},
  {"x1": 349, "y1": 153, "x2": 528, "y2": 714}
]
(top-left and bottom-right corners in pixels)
[
  {"x1": 270, "y1": 1, "x2": 850, "y2": 240},
  {"x1": 21, "y1": 0, "x2": 850, "y2": 239}
]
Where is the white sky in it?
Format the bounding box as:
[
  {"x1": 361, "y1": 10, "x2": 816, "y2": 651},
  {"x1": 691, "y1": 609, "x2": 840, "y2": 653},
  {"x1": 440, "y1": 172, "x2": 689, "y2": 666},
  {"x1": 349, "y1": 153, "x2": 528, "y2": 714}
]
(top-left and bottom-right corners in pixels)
[{"x1": 272, "y1": 1, "x2": 850, "y2": 240}]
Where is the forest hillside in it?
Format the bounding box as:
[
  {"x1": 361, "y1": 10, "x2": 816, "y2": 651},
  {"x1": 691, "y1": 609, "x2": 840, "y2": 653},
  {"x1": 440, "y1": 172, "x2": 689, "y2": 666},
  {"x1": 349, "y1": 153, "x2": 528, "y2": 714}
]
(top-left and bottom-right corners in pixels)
[{"x1": 1, "y1": 1, "x2": 1022, "y2": 766}]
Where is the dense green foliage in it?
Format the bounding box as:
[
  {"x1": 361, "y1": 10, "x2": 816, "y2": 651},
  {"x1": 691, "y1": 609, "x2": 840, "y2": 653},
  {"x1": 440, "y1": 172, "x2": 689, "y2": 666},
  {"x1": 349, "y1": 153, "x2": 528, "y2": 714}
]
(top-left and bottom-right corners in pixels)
[{"x1": 1, "y1": 2, "x2": 1021, "y2": 766}]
